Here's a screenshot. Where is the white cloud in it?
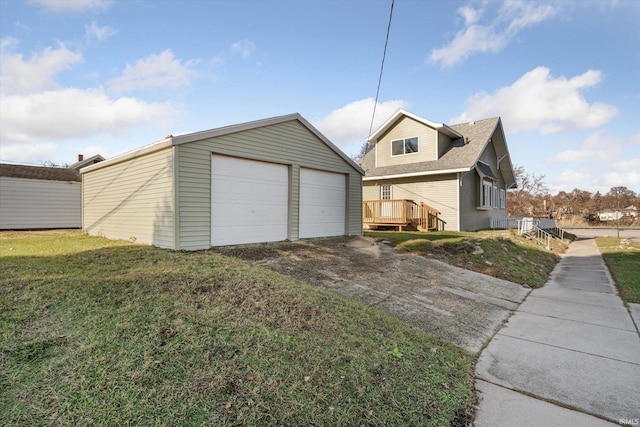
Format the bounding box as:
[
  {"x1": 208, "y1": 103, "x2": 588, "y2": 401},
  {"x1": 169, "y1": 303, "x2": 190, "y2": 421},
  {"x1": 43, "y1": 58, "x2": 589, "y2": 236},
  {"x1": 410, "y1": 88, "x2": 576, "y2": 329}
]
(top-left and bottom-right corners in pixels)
[
  {"x1": 0, "y1": 37, "x2": 20, "y2": 54},
  {"x1": 632, "y1": 134, "x2": 640, "y2": 145},
  {"x1": 1, "y1": 89, "x2": 175, "y2": 143},
  {"x1": 546, "y1": 132, "x2": 640, "y2": 193},
  {"x1": 0, "y1": 42, "x2": 180, "y2": 145},
  {"x1": 458, "y1": 5, "x2": 481, "y2": 26},
  {"x1": 603, "y1": 164, "x2": 640, "y2": 191},
  {"x1": 15, "y1": 21, "x2": 31, "y2": 33},
  {"x1": 0, "y1": 143, "x2": 58, "y2": 164},
  {"x1": 28, "y1": 0, "x2": 112, "y2": 13},
  {"x1": 0, "y1": 40, "x2": 83, "y2": 94},
  {"x1": 314, "y1": 98, "x2": 408, "y2": 155},
  {"x1": 429, "y1": 1, "x2": 558, "y2": 67},
  {"x1": 108, "y1": 50, "x2": 197, "y2": 94},
  {"x1": 613, "y1": 158, "x2": 640, "y2": 172},
  {"x1": 551, "y1": 169, "x2": 592, "y2": 192},
  {"x1": 451, "y1": 67, "x2": 618, "y2": 134},
  {"x1": 502, "y1": 0, "x2": 557, "y2": 32},
  {"x1": 85, "y1": 21, "x2": 116, "y2": 42},
  {"x1": 547, "y1": 131, "x2": 621, "y2": 163},
  {"x1": 231, "y1": 39, "x2": 256, "y2": 59}
]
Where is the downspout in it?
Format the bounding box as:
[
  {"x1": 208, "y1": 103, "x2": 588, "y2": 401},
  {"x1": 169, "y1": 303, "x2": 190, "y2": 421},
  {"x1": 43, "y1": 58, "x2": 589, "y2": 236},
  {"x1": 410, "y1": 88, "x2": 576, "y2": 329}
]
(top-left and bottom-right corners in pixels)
[
  {"x1": 457, "y1": 172, "x2": 461, "y2": 231},
  {"x1": 81, "y1": 173, "x2": 84, "y2": 233},
  {"x1": 172, "y1": 144, "x2": 180, "y2": 250}
]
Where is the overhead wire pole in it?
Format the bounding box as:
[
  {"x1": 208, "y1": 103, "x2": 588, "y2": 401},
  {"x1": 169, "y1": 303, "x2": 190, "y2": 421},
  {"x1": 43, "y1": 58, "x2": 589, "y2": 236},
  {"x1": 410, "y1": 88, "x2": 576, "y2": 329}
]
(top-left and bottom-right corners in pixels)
[{"x1": 368, "y1": 0, "x2": 395, "y2": 139}]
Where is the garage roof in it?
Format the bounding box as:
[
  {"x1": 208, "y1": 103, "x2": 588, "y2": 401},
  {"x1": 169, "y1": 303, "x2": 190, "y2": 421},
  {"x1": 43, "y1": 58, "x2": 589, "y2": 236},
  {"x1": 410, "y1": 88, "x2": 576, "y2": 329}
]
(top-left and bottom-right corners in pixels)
[{"x1": 81, "y1": 113, "x2": 364, "y2": 175}]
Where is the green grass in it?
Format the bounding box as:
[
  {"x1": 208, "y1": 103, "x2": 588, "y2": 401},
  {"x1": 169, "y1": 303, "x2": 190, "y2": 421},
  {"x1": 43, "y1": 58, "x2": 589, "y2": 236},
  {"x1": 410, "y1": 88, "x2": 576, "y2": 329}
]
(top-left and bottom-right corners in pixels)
[
  {"x1": 0, "y1": 231, "x2": 475, "y2": 426},
  {"x1": 595, "y1": 237, "x2": 640, "y2": 304},
  {"x1": 365, "y1": 230, "x2": 563, "y2": 288}
]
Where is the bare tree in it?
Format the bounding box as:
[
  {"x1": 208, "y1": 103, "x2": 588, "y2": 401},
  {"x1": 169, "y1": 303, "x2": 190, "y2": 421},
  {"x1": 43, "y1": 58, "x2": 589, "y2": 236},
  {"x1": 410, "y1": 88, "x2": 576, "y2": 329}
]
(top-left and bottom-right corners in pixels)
[
  {"x1": 352, "y1": 141, "x2": 374, "y2": 162},
  {"x1": 602, "y1": 186, "x2": 637, "y2": 237},
  {"x1": 507, "y1": 165, "x2": 549, "y2": 217},
  {"x1": 41, "y1": 160, "x2": 70, "y2": 168}
]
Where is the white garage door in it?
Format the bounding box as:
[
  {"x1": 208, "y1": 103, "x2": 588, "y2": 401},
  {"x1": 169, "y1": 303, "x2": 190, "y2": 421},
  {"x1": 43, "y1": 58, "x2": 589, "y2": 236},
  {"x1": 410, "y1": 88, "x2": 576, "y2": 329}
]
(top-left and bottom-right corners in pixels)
[
  {"x1": 211, "y1": 155, "x2": 289, "y2": 246},
  {"x1": 299, "y1": 168, "x2": 346, "y2": 238}
]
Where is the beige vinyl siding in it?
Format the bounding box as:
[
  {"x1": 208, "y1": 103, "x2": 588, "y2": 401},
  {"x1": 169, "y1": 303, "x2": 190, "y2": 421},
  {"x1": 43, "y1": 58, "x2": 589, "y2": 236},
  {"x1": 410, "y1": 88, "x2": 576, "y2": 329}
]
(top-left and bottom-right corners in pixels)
[
  {"x1": 362, "y1": 182, "x2": 379, "y2": 201},
  {"x1": 83, "y1": 148, "x2": 174, "y2": 248},
  {"x1": 437, "y1": 133, "x2": 453, "y2": 159},
  {"x1": 176, "y1": 120, "x2": 362, "y2": 250},
  {"x1": 375, "y1": 116, "x2": 438, "y2": 167},
  {"x1": 364, "y1": 175, "x2": 459, "y2": 231},
  {"x1": 0, "y1": 177, "x2": 81, "y2": 229}
]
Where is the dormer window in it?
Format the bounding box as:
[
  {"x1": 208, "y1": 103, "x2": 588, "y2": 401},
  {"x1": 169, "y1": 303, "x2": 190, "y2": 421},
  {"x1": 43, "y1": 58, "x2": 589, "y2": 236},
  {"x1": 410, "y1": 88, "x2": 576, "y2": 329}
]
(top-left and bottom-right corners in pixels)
[{"x1": 391, "y1": 137, "x2": 418, "y2": 156}]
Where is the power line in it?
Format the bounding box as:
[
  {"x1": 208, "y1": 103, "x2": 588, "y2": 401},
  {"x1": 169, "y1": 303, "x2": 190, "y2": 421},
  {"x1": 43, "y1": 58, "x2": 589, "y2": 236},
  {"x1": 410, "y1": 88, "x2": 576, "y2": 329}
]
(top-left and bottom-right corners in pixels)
[{"x1": 368, "y1": 0, "x2": 395, "y2": 139}]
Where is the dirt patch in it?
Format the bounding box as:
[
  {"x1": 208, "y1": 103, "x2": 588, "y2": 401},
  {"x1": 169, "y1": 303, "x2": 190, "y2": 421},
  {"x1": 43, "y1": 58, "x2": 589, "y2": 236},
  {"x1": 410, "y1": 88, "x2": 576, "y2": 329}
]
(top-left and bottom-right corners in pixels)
[{"x1": 213, "y1": 236, "x2": 530, "y2": 353}]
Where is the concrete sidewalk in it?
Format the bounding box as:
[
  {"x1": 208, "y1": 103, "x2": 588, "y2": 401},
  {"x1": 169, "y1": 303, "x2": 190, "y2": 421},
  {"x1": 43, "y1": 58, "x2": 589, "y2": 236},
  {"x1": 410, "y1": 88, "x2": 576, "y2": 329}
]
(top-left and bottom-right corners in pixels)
[{"x1": 474, "y1": 237, "x2": 640, "y2": 426}]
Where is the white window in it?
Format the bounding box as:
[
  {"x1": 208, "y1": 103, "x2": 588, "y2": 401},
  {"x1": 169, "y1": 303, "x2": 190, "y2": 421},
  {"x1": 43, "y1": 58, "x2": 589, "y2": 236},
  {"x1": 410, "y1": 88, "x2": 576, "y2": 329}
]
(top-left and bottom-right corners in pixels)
[
  {"x1": 380, "y1": 184, "x2": 392, "y2": 200},
  {"x1": 499, "y1": 189, "x2": 506, "y2": 209},
  {"x1": 391, "y1": 137, "x2": 419, "y2": 156},
  {"x1": 481, "y1": 179, "x2": 494, "y2": 208},
  {"x1": 493, "y1": 184, "x2": 498, "y2": 208}
]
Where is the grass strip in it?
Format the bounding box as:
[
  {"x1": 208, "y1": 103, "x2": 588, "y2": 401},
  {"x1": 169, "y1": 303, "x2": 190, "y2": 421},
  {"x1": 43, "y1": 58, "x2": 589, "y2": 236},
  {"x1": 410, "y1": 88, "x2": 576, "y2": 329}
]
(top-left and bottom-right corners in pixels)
[
  {"x1": 365, "y1": 229, "x2": 563, "y2": 288},
  {"x1": 0, "y1": 230, "x2": 475, "y2": 426},
  {"x1": 595, "y1": 237, "x2": 640, "y2": 304}
]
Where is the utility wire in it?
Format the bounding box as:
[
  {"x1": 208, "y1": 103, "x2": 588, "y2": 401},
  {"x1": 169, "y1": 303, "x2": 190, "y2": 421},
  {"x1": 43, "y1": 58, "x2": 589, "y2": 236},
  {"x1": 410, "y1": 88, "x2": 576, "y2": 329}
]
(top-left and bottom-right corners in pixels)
[{"x1": 368, "y1": 0, "x2": 395, "y2": 139}]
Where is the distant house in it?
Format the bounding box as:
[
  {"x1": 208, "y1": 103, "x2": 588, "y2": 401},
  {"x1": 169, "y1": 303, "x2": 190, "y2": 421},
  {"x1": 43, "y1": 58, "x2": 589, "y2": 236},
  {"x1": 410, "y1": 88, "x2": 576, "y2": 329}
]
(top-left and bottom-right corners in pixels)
[
  {"x1": 360, "y1": 110, "x2": 517, "y2": 232},
  {"x1": 0, "y1": 163, "x2": 82, "y2": 229},
  {"x1": 598, "y1": 206, "x2": 638, "y2": 221},
  {"x1": 69, "y1": 154, "x2": 105, "y2": 171},
  {"x1": 81, "y1": 113, "x2": 364, "y2": 249}
]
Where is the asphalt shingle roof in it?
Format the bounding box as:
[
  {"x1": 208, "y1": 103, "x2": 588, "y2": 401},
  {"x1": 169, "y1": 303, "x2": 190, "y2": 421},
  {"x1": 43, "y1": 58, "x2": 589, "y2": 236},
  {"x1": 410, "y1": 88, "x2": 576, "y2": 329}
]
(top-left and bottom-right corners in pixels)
[
  {"x1": 475, "y1": 160, "x2": 498, "y2": 179},
  {"x1": 361, "y1": 116, "x2": 501, "y2": 177},
  {"x1": 0, "y1": 164, "x2": 81, "y2": 182}
]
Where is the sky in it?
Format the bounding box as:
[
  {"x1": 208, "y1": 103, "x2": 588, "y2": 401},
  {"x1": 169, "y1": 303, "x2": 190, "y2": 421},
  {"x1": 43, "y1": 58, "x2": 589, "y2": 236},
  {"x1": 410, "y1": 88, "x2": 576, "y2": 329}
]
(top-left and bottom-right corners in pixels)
[{"x1": 1, "y1": 0, "x2": 639, "y2": 194}]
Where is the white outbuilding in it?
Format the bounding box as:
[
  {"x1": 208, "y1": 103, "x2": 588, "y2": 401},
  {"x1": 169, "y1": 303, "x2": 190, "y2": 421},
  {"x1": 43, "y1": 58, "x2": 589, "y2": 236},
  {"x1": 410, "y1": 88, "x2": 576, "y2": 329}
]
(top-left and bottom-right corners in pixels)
[{"x1": 0, "y1": 164, "x2": 82, "y2": 230}]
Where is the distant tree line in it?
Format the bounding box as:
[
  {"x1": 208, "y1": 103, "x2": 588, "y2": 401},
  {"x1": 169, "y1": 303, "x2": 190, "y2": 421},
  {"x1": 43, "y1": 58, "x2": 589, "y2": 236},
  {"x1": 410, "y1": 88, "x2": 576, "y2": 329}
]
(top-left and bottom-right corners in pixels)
[{"x1": 507, "y1": 165, "x2": 639, "y2": 224}]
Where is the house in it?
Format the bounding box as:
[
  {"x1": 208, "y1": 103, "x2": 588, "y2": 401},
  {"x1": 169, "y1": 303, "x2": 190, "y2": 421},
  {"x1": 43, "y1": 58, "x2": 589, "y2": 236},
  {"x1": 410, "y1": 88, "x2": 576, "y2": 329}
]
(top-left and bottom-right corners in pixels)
[
  {"x1": 69, "y1": 154, "x2": 105, "y2": 171},
  {"x1": 81, "y1": 113, "x2": 364, "y2": 250},
  {"x1": 598, "y1": 206, "x2": 638, "y2": 222},
  {"x1": 0, "y1": 163, "x2": 82, "y2": 229},
  {"x1": 360, "y1": 110, "x2": 516, "y2": 232}
]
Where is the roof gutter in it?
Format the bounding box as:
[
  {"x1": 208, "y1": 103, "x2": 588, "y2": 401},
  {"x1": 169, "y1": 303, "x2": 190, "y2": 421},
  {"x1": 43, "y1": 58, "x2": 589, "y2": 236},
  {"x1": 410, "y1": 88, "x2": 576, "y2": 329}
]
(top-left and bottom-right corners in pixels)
[{"x1": 363, "y1": 167, "x2": 471, "y2": 181}]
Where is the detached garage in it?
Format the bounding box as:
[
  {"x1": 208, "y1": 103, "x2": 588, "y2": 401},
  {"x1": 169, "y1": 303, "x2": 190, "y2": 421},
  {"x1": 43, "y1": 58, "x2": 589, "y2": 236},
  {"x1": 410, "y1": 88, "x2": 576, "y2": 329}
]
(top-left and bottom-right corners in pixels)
[{"x1": 81, "y1": 113, "x2": 364, "y2": 250}]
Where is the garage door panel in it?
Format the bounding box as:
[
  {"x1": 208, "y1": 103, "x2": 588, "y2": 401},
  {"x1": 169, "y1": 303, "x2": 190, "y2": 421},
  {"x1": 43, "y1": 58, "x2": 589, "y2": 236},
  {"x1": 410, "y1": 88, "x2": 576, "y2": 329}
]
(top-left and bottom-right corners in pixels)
[
  {"x1": 299, "y1": 168, "x2": 346, "y2": 239},
  {"x1": 212, "y1": 155, "x2": 288, "y2": 246}
]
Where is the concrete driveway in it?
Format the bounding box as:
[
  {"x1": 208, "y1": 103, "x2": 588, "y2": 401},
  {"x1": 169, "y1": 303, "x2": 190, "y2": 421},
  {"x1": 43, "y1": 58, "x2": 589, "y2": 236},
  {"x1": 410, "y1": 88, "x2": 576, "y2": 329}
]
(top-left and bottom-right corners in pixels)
[{"x1": 215, "y1": 236, "x2": 530, "y2": 353}]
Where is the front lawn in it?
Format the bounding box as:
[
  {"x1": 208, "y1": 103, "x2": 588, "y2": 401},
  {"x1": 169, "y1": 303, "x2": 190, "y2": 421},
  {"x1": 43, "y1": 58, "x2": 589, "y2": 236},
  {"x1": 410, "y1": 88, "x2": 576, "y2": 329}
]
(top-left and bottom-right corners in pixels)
[
  {"x1": 365, "y1": 230, "x2": 563, "y2": 288},
  {"x1": 595, "y1": 237, "x2": 640, "y2": 304},
  {"x1": 0, "y1": 230, "x2": 475, "y2": 426}
]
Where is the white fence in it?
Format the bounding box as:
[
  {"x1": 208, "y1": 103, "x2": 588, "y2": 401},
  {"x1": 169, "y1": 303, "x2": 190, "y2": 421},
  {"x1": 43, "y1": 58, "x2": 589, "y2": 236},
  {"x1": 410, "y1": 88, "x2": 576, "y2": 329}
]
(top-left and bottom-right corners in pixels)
[{"x1": 490, "y1": 217, "x2": 556, "y2": 230}]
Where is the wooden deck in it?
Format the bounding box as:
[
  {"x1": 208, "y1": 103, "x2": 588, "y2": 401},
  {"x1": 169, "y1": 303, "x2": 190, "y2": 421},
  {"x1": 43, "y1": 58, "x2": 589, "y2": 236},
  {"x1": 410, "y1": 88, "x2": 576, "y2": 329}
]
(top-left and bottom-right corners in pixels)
[{"x1": 363, "y1": 199, "x2": 441, "y2": 231}]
